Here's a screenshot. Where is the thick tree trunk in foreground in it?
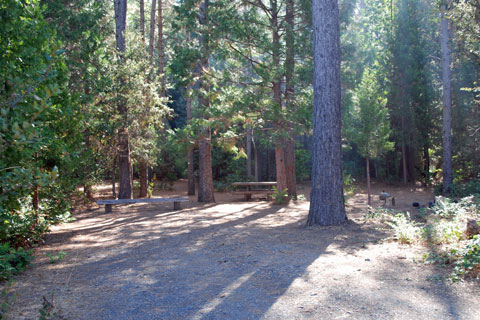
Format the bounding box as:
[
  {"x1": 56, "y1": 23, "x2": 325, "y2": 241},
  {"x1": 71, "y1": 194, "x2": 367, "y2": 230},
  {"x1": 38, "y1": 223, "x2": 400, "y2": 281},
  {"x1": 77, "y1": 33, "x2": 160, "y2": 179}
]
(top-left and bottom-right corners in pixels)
[
  {"x1": 307, "y1": 0, "x2": 346, "y2": 226},
  {"x1": 197, "y1": 0, "x2": 215, "y2": 202},
  {"x1": 115, "y1": 0, "x2": 132, "y2": 199},
  {"x1": 441, "y1": 3, "x2": 453, "y2": 195}
]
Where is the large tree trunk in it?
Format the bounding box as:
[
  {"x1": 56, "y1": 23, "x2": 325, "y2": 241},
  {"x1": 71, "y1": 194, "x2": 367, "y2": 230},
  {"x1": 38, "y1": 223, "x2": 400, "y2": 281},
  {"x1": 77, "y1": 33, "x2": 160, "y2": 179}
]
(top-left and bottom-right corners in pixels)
[
  {"x1": 112, "y1": 155, "x2": 117, "y2": 198},
  {"x1": 186, "y1": 85, "x2": 195, "y2": 196},
  {"x1": 307, "y1": 0, "x2": 347, "y2": 226},
  {"x1": 148, "y1": 0, "x2": 157, "y2": 61},
  {"x1": 115, "y1": 0, "x2": 132, "y2": 199},
  {"x1": 197, "y1": 0, "x2": 215, "y2": 202},
  {"x1": 441, "y1": 2, "x2": 453, "y2": 195},
  {"x1": 284, "y1": 0, "x2": 297, "y2": 200}
]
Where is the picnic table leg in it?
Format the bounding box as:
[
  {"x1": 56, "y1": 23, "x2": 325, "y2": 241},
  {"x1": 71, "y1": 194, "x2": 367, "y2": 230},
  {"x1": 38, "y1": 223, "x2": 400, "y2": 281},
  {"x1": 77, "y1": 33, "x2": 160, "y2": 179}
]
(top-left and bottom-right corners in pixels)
[
  {"x1": 244, "y1": 193, "x2": 252, "y2": 201},
  {"x1": 174, "y1": 202, "x2": 181, "y2": 210},
  {"x1": 105, "y1": 204, "x2": 112, "y2": 213}
]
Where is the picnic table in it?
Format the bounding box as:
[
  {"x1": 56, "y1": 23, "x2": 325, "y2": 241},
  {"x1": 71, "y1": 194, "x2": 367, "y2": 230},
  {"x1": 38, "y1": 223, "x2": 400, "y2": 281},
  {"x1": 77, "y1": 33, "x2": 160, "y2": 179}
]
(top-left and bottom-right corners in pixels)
[
  {"x1": 231, "y1": 182, "x2": 277, "y2": 200},
  {"x1": 97, "y1": 197, "x2": 189, "y2": 213}
]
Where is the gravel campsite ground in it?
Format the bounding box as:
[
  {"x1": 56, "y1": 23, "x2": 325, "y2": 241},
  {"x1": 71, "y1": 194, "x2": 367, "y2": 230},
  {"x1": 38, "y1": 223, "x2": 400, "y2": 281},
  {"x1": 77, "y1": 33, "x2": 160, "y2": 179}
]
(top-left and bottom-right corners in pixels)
[{"x1": 2, "y1": 180, "x2": 479, "y2": 319}]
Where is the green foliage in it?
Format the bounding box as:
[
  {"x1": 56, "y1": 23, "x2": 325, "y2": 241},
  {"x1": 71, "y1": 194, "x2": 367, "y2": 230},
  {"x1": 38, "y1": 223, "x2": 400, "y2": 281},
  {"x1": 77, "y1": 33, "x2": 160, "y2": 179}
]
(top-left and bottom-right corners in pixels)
[
  {"x1": 0, "y1": 280, "x2": 16, "y2": 319},
  {"x1": 0, "y1": 243, "x2": 33, "y2": 280},
  {"x1": 38, "y1": 295, "x2": 65, "y2": 320},
  {"x1": 451, "y1": 236, "x2": 480, "y2": 281},
  {"x1": 434, "y1": 180, "x2": 480, "y2": 197},
  {"x1": 45, "y1": 251, "x2": 66, "y2": 264},
  {"x1": 271, "y1": 187, "x2": 288, "y2": 205},
  {"x1": 147, "y1": 181, "x2": 154, "y2": 198},
  {"x1": 385, "y1": 212, "x2": 420, "y2": 244},
  {"x1": 346, "y1": 68, "x2": 393, "y2": 160}
]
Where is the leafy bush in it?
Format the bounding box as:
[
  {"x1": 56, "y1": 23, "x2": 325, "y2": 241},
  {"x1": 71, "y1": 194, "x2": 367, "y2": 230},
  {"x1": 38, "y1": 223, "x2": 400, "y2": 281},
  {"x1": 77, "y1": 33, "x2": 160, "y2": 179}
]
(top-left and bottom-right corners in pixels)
[
  {"x1": 385, "y1": 212, "x2": 420, "y2": 244},
  {"x1": 451, "y1": 235, "x2": 480, "y2": 281},
  {"x1": 271, "y1": 187, "x2": 288, "y2": 204},
  {"x1": 0, "y1": 243, "x2": 33, "y2": 280},
  {"x1": 434, "y1": 180, "x2": 480, "y2": 197}
]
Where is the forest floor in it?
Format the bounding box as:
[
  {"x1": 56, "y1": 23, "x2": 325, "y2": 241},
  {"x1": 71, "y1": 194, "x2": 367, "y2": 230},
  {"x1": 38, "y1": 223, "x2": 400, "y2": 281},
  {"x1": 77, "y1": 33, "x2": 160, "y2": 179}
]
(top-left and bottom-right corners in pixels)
[{"x1": 2, "y1": 180, "x2": 479, "y2": 319}]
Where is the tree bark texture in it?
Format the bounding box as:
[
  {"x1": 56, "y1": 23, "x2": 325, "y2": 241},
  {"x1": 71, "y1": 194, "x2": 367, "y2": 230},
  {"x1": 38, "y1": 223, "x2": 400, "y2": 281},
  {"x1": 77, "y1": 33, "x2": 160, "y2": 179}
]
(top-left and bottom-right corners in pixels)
[
  {"x1": 366, "y1": 157, "x2": 371, "y2": 206},
  {"x1": 197, "y1": 0, "x2": 215, "y2": 202},
  {"x1": 140, "y1": 0, "x2": 145, "y2": 41},
  {"x1": 112, "y1": 156, "x2": 117, "y2": 198},
  {"x1": 115, "y1": 0, "x2": 132, "y2": 199},
  {"x1": 246, "y1": 127, "x2": 253, "y2": 178},
  {"x1": 186, "y1": 85, "x2": 195, "y2": 196},
  {"x1": 157, "y1": 0, "x2": 165, "y2": 90},
  {"x1": 271, "y1": 0, "x2": 288, "y2": 199},
  {"x1": 284, "y1": 0, "x2": 297, "y2": 200},
  {"x1": 307, "y1": 0, "x2": 347, "y2": 226},
  {"x1": 148, "y1": 0, "x2": 157, "y2": 61},
  {"x1": 441, "y1": 3, "x2": 453, "y2": 195},
  {"x1": 139, "y1": 161, "x2": 148, "y2": 197}
]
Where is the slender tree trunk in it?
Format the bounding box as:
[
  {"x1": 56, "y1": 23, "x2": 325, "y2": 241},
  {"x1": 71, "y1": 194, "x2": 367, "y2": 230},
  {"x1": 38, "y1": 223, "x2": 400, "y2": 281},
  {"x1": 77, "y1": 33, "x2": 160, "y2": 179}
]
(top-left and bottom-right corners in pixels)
[
  {"x1": 157, "y1": 0, "x2": 165, "y2": 89},
  {"x1": 246, "y1": 126, "x2": 253, "y2": 178},
  {"x1": 186, "y1": 85, "x2": 195, "y2": 196},
  {"x1": 254, "y1": 138, "x2": 261, "y2": 182},
  {"x1": 307, "y1": 0, "x2": 347, "y2": 226},
  {"x1": 33, "y1": 186, "x2": 39, "y2": 211},
  {"x1": 139, "y1": 161, "x2": 148, "y2": 197},
  {"x1": 112, "y1": 156, "x2": 117, "y2": 198},
  {"x1": 366, "y1": 157, "x2": 371, "y2": 206},
  {"x1": 115, "y1": 0, "x2": 132, "y2": 199},
  {"x1": 423, "y1": 145, "x2": 430, "y2": 186},
  {"x1": 197, "y1": 0, "x2": 215, "y2": 202},
  {"x1": 271, "y1": 0, "x2": 288, "y2": 200},
  {"x1": 441, "y1": 2, "x2": 453, "y2": 195},
  {"x1": 402, "y1": 141, "x2": 408, "y2": 184},
  {"x1": 148, "y1": 0, "x2": 157, "y2": 61},
  {"x1": 284, "y1": 0, "x2": 297, "y2": 200},
  {"x1": 140, "y1": 0, "x2": 145, "y2": 41}
]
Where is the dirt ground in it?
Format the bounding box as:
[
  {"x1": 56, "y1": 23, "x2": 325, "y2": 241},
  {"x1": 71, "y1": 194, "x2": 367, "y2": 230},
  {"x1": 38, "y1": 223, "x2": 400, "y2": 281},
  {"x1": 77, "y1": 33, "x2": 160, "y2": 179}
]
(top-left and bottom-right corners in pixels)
[{"x1": 2, "y1": 180, "x2": 479, "y2": 319}]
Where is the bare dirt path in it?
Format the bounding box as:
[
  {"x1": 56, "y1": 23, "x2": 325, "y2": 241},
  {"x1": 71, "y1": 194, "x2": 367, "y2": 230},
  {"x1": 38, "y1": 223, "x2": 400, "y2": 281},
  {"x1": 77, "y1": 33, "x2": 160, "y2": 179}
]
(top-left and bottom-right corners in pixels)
[{"x1": 2, "y1": 181, "x2": 479, "y2": 319}]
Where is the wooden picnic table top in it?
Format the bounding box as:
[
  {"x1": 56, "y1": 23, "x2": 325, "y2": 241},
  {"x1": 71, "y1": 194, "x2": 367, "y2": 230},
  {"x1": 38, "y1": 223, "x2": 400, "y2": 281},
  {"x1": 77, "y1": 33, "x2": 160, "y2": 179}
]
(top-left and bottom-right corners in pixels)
[
  {"x1": 97, "y1": 197, "x2": 189, "y2": 205},
  {"x1": 231, "y1": 182, "x2": 277, "y2": 187}
]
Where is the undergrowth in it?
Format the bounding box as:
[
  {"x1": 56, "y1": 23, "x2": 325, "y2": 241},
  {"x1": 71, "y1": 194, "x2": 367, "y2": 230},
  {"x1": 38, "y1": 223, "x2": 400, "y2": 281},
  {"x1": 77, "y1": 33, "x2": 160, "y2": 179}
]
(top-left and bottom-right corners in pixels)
[{"x1": 366, "y1": 195, "x2": 480, "y2": 281}]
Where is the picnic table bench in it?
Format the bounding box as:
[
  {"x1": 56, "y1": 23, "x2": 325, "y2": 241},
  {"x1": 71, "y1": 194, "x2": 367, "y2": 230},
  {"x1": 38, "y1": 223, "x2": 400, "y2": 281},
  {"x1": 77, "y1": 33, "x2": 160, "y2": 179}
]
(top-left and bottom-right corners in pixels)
[
  {"x1": 97, "y1": 197, "x2": 189, "y2": 213},
  {"x1": 231, "y1": 182, "x2": 277, "y2": 200}
]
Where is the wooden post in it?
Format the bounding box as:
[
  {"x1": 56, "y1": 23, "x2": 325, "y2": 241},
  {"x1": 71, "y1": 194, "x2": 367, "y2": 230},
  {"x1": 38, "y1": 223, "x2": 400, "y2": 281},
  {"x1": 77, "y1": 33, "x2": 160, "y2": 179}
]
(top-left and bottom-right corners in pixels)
[{"x1": 105, "y1": 204, "x2": 112, "y2": 213}]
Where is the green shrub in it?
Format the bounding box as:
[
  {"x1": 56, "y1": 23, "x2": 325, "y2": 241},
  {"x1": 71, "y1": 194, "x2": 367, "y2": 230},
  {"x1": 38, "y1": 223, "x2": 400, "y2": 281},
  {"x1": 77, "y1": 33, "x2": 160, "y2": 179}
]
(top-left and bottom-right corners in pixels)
[
  {"x1": 271, "y1": 187, "x2": 288, "y2": 205},
  {"x1": 434, "y1": 180, "x2": 480, "y2": 197},
  {"x1": 451, "y1": 235, "x2": 480, "y2": 281},
  {"x1": 385, "y1": 212, "x2": 420, "y2": 244},
  {"x1": 0, "y1": 243, "x2": 33, "y2": 280}
]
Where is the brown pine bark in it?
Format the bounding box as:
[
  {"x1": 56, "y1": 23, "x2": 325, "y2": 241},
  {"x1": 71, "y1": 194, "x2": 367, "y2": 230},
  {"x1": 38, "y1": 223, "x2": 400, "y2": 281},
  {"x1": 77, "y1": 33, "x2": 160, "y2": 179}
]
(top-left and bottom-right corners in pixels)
[
  {"x1": 366, "y1": 157, "x2": 371, "y2": 206},
  {"x1": 197, "y1": 0, "x2": 215, "y2": 202},
  {"x1": 148, "y1": 0, "x2": 157, "y2": 61},
  {"x1": 441, "y1": 2, "x2": 453, "y2": 195},
  {"x1": 157, "y1": 0, "x2": 165, "y2": 89},
  {"x1": 140, "y1": 0, "x2": 145, "y2": 41},
  {"x1": 115, "y1": 0, "x2": 132, "y2": 199},
  {"x1": 139, "y1": 161, "x2": 148, "y2": 197},
  {"x1": 284, "y1": 0, "x2": 297, "y2": 200},
  {"x1": 307, "y1": 0, "x2": 347, "y2": 226},
  {"x1": 186, "y1": 85, "x2": 195, "y2": 196},
  {"x1": 271, "y1": 0, "x2": 288, "y2": 201}
]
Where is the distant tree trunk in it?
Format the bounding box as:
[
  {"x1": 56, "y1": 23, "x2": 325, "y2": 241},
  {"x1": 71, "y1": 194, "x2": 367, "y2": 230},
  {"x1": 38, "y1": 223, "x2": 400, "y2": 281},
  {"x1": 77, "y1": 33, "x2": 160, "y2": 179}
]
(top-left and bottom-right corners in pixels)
[
  {"x1": 271, "y1": 0, "x2": 288, "y2": 200},
  {"x1": 139, "y1": 161, "x2": 148, "y2": 197},
  {"x1": 148, "y1": 0, "x2": 157, "y2": 61},
  {"x1": 112, "y1": 156, "x2": 117, "y2": 198},
  {"x1": 423, "y1": 145, "x2": 430, "y2": 186},
  {"x1": 140, "y1": 0, "x2": 145, "y2": 41},
  {"x1": 366, "y1": 157, "x2": 371, "y2": 206},
  {"x1": 115, "y1": 0, "x2": 132, "y2": 199},
  {"x1": 246, "y1": 126, "x2": 253, "y2": 178},
  {"x1": 284, "y1": 0, "x2": 297, "y2": 200},
  {"x1": 157, "y1": 0, "x2": 165, "y2": 89},
  {"x1": 186, "y1": 84, "x2": 195, "y2": 196},
  {"x1": 33, "y1": 186, "x2": 39, "y2": 211},
  {"x1": 401, "y1": 137, "x2": 408, "y2": 184},
  {"x1": 254, "y1": 138, "x2": 261, "y2": 182},
  {"x1": 197, "y1": 0, "x2": 215, "y2": 202},
  {"x1": 307, "y1": 0, "x2": 347, "y2": 226},
  {"x1": 441, "y1": 2, "x2": 453, "y2": 195}
]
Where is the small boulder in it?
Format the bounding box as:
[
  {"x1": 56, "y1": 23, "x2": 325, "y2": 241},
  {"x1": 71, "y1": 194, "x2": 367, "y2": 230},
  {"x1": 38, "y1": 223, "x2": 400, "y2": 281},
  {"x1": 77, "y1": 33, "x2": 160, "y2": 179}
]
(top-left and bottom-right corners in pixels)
[{"x1": 465, "y1": 219, "x2": 480, "y2": 238}]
